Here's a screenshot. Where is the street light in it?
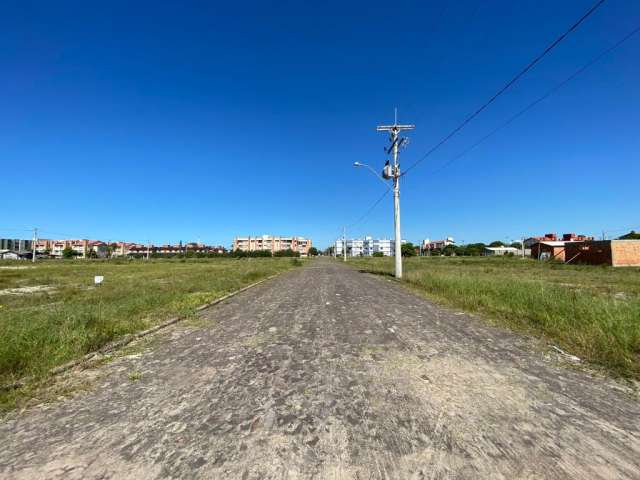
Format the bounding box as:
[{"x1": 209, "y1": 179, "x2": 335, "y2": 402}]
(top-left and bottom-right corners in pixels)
[{"x1": 353, "y1": 162, "x2": 392, "y2": 190}]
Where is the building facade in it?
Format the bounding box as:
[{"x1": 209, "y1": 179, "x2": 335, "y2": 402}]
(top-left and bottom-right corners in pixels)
[
  {"x1": 0, "y1": 239, "x2": 33, "y2": 253},
  {"x1": 422, "y1": 237, "x2": 455, "y2": 252},
  {"x1": 233, "y1": 236, "x2": 312, "y2": 256},
  {"x1": 524, "y1": 233, "x2": 593, "y2": 249},
  {"x1": 334, "y1": 237, "x2": 400, "y2": 257},
  {"x1": 483, "y1": 246, "x2": 521, "y2": 256},
  {"x1": 565, "y1": 240, "x2": 640, "y2": 267},
  {"x1": 127, "y1": 243, "x2": 226, "y2": 256}
]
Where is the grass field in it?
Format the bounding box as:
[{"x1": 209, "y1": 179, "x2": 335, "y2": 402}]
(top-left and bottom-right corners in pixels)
[
  {"x1": 0, "y1": 258, "x2": 298, "y2": 391},
  {"x1": 348, "y1": 256, "x2": 640, "y2": 379}
]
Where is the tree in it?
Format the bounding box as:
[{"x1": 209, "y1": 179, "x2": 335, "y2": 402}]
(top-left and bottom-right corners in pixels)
[
  {"x1": 489, "y1": 241, "x2": 505, "y2": 247},
  {"x1": 107, "y1": 243, "x2": 119, "y2": 257},
  {"x1": 274, "y1": 248, "x2": 299, "y2": 257},
  {"x1": 372, "y1": 252, "x2": 384, "y2": 257},
  {"x1": 249, "y1": 250, "x2": 272, "y2": 257},
  {"x1": 463, "y1": 243, "x2": 486, "y2": 256},
  {"x1": 401, "y1": 242, "x2": 416, "y2": 257},
  {"x1": 619, "y1": 230, "x2": 640, "y2": 240},
  {"x1": 62, "y1": 246, "x2": 77, "y2": 259},
  {"x1": 308, "y1": 247, "x2": 319, "y2": 257},
  {"x1": 442, "y1": 244, "x2": 456, "y2": 256},
  {"x1": 510, "y1": 242, "x2": 522, "y2": 250}
]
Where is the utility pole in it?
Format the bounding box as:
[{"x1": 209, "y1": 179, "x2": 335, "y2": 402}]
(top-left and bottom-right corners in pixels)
[
  {"x1": 146, "y1": 241, "x2": 151, "y2": 260},
  {"x1": 343, "y1": 227, "x2": 347, "y2": 262},
  {"x1": 377, "y1": 109, "x2": 414, "y2": 279},
  {"x1": 32, "y1": 227, "x2": 38, "y2": 263}
]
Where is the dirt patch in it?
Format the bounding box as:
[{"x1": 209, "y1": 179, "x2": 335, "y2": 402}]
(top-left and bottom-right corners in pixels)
[{"x1": 0, "y1": 285, "x2": 55, "y2": 296}]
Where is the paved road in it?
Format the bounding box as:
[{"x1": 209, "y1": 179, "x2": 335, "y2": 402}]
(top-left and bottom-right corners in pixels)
[{"x1": 1, "y1": 259, "x2": 640, "y2": 479}]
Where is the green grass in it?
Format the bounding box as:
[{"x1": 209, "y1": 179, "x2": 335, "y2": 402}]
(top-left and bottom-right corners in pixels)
[
  {"x1": 0, "y1": 258, "x2": 298, "y2": 391},
  {"x1": 348, "y1": 256, "x2": 640, "y2": 378}
]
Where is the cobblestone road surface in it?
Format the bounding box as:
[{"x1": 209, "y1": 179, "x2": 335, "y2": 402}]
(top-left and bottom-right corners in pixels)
[{"x1": 1, "y1": 258, "x2": 639, "y2": 479}]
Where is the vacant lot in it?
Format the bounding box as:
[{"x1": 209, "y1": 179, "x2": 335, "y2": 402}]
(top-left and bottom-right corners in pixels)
[
  {"x1": 348, "y1": 256, "x2": 640, "y2": 378},
  {"x1": 0, "y1": 258, "x2": 298, "y2": 391}
]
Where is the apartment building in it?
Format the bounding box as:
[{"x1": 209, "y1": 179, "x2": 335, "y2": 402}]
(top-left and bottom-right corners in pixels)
[
  {"x1": 233, "y1": 235, "x2": 312, "y2": 256},
  {"x1": 0, "y1": 238, "x2": 33, "y2": 253},
  {"x1": 36, "y1": 239, "x2": 109, "y2": 258},
  {"x1": 334, "y1": 237, "x2": 400, "y2": 257}
]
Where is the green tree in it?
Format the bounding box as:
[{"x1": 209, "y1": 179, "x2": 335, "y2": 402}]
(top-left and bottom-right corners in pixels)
[
  {"x1": 489, "y1": 241, "x2": 505, "y2": 247},
  {"x1": 274, "y1": 248, "x2": 299, "y2": 257},
  {"x1": 510, "y1": 242, "x2": 523, "y2": 249},
  {"x1": 464, "y1": 243, "x2": 486, "y2": 256},
  {"x1": 62, "y1": 246, "x2": 77, "y2": 259},
  {"x1": 401, "y1": 242, "x2": 416, "y2": 257},
  {"x1": 308, "y1": 247, "x2": 319, "y2": 256},
  {"x1": 372, "y1": 251, "x2": 384, "y2": 257},
  {"x1": 443, "y1": 244, "x2": 456, "y2": 256},
  {"x1": 619, "y1": 231, "x2": 640, "y2": 240},
  {"x1": 249, "y1": 250, "x2": 272, "y2": 257}
]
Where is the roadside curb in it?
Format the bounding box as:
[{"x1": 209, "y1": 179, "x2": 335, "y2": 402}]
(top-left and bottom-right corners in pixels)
[{"x1": 0, "y1": 272, "x2": 282, "y2": 393}]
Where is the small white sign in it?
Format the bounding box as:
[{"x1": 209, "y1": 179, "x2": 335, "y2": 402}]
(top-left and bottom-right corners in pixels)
[{"x1": 94, "y1": 275, "x2": 104, "y2": 285}]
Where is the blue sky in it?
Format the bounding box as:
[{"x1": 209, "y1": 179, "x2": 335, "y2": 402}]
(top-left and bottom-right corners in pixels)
[{"x1": 2, "y1": 1, "x2": 639, "y2": 248}]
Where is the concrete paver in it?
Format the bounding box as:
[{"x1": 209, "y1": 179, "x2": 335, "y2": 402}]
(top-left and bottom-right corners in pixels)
[{"x1": 1, "y1": 258, "x2": 639, "y2": 479}]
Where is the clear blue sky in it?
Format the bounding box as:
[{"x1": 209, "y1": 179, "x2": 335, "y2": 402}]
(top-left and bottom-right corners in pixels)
[{"x1": 2, "y1": 1, "x2": 639, "y2": 248}]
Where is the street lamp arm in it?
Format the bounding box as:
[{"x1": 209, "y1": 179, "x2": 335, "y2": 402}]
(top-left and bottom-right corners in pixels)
[{"x1": 353, "y1": 162, "x2": 392, "y2": 190}]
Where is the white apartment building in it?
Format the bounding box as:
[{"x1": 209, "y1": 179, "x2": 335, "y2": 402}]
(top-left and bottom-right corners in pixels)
[{"x1": 334, "y1": 237, "x2": 402, "y2": 257}]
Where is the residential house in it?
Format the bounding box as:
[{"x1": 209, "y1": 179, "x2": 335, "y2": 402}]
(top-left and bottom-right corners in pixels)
[
  {"x1": 528, "y1": 233, "x2": 594, "y2": 261},
  {"x1": 422, "y1": 237, "x2": 455, "y2": 252},
  {"x1": 530, "y1": 241, "x2": 568, "y2": 261},
  {"x1": 483, "y1": 246, "x2": 520, "y2": 256}
]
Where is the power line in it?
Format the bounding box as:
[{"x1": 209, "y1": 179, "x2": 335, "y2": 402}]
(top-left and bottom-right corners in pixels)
[
  {"x1": 402, "y1": 0, "x2": 607, "y2": 176},
  {"x1": 424, "y1": 23, "x2": 640, "y2": 178},
  {"x1": 329, "y1": 188, "x2": 390, "y2": 250},
  {"x1": 0, "y1": 228, "x2": 33, "y2": 234},
  {"x1": 347, "y1": 189, "x2": 390, "y2": 231}
]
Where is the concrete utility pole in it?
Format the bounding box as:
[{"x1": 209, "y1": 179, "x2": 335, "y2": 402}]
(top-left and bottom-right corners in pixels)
[
  {"x1": 343, "y1": 227, "x2": 347, "y2": 262},
  {"x1": 377, "y1": 110, "x2": 414, "y2": 279},
  {"x1": 32, "y1": 227, "x2": 37, "y2": 263}
]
